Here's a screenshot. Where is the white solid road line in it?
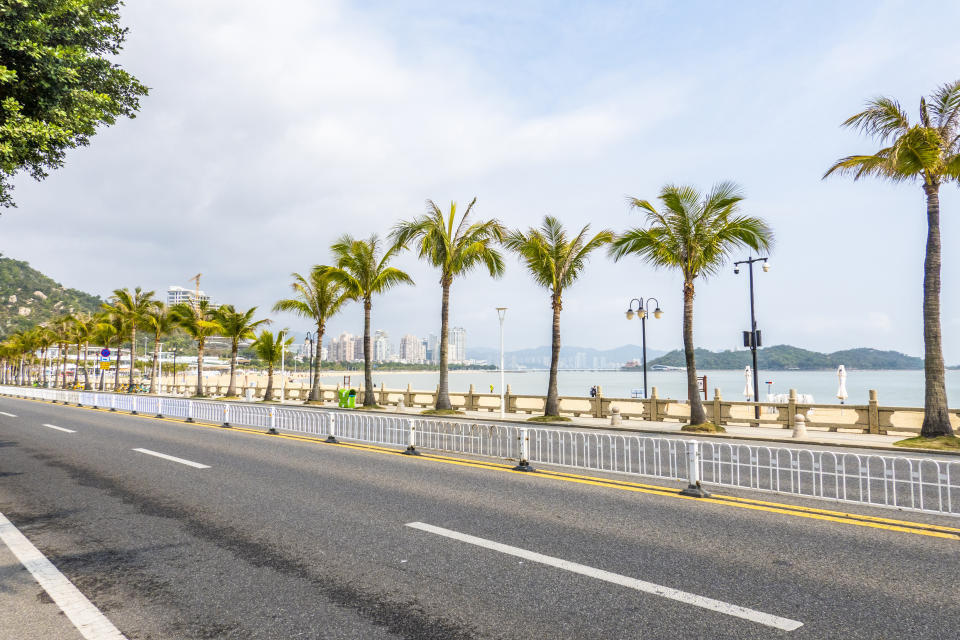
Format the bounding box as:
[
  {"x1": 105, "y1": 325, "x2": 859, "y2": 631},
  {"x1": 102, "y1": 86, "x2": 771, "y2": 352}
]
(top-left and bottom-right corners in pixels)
[
  {"x1": 406, "y1": 522, "x2": 803, "y2": 632},
  {"x1": 0, "y1": 512, "x2": 127, "y2": 640},
  {"x1": 0, "y1": 411, "x2": 16, "y2": 417},
  {"x1": 132, "y1": 448, "x2": 210, "y2": 469},
  {"x1": 42, "y1": 423, "x2": 76, "y2": 433}
]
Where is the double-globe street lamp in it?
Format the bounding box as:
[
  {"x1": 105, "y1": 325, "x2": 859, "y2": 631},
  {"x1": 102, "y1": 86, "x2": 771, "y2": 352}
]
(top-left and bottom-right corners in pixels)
[
  {"x1": 496, "y1": 307, "x2": 507, "y2": 418},
  {"x1": 625, "y1": 297, "x2": 663, "y2": 400},
  {"x1": 304, "y1": 332, "x2": 315, "y2": 400},
  {"x1": 733, "y1": 256, "x2": 770, "y2": 420}
]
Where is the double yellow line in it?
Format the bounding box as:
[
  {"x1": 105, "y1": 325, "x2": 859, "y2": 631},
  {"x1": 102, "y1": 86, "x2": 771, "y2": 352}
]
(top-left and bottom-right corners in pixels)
[{"x1": 10, "y1": 395, "x2": 960, "y2": 541}]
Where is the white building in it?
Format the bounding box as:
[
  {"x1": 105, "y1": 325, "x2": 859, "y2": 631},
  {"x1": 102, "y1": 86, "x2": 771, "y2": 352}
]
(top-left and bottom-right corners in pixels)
[
  {"x1": 166, "y1": 285, "x2": 212, "y2": 308},
  {"x1": 399, "y1": 334, "x2": 423, "y2": 363},
  {"x1": 373, "y1": 330, "x2": 391, "y2": 363},
  {"x1": 449, "y1": 326, "x2": 466, "y2": 364},
  {"x1": 329, "y1": 332, "x2": 356, "y2": 362}
]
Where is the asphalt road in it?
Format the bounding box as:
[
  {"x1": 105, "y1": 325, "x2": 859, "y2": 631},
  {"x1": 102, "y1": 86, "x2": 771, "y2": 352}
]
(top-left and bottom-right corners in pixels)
[{"x1": 0, "y1": 396, "x2": 957, "y2": 639}]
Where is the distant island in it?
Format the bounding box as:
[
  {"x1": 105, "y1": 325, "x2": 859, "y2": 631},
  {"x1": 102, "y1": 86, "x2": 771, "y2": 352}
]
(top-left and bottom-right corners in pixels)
[{"x1": 645, "y1": 345, "x2": 925, "y2": 371}]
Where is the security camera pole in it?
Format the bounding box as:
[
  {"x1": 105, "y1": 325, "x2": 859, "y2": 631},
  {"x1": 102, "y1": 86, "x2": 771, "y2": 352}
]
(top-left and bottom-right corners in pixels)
[{"x1": 734, "y1": 256, "x2": 769, "y2": 420}]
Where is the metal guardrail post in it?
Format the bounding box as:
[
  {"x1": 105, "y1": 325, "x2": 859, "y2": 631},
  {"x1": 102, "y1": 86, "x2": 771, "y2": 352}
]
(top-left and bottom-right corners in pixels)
[
  {"x1": 680, "y1": 439, "x2": 710, "y2": 498},
  {"x1": 186, "y1": 401, "x2": 194, "y2": 423},
  {"x1": 402, "y1": 418, "x2": 419, "y2": 455},
  {"x1": 222, "y1": 403, "x2": 230, "y2": 427},
  {"x1": 513, "y1": 427, "x2": 535, "y2": 472},
  {"x1": 131, "y1": 397, "x2": 138, "y2": 415},
  {"x1": 267, "y1": 407, "x2": 278, "y2": 434},
  {"x1": 109, "y1": 393, "x2": 116, "y2": 412},
  {"x1": 156, "y1": 398, "x2": 163, "y2": 418},
  {"x1": 325, "y1": 413, "x2": 337, "y2": 443}
]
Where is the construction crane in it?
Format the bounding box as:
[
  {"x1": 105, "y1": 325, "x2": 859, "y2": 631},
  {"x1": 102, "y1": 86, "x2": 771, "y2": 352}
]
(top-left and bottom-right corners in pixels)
[{"x1": 188, "y1": 273, "x2": 202, "y2": 310}]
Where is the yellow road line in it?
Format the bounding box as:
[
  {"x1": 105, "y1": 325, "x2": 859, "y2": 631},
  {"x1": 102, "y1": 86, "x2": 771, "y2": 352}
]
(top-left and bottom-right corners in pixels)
[{"x1": 6, "y1": 395, "x2": 959, "y2": 540}]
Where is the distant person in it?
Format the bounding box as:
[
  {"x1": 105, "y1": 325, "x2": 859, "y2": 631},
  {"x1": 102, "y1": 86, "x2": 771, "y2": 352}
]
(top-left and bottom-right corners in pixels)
[
  {"x1": 590, "y1": 385, "x2": 597, "y2": 398},
  {"x1": 489, "y1": 384, "x2": 494, "y2": 393}
]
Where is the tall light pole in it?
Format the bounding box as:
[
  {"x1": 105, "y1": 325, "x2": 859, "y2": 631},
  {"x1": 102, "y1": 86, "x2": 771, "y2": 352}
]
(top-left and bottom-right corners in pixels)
[
  {"x1": 304, "y1": 332, "x2": 315, "y2": 400},
  {"x1": 734, "y1": 255, "x2": 769, "y2": 420},
  {"x1": 497, "y1": 307, "x2": 507, "y2": 418},
  {"x1": 625, "y1": 297, "x2": 663, "y2": 399}
]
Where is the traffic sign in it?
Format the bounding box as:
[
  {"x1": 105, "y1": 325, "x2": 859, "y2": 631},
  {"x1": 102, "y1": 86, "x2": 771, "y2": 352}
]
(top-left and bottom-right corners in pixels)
[
  {"x1": 101, "y1": 348, "x2": 111, "y2": 358},
  {"x1": 100, "y1": 362, "x2": 111, "y2": 370}
]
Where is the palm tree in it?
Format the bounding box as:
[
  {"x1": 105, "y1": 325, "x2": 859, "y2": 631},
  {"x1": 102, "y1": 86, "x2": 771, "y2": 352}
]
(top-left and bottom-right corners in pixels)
[
  {"x1": 35, "y1": 324, "x2": 56, "y2": 387},
  {"x1": 391, "y1": 198, "x2": 505, "y2": 410},
  {"x1": 610, "y1": 183, "x2": 773, "y2": 426},
  {"x1": 103, "y1": 287, "x2": 158, "y2": 391},
  {"x1": 250, "y1": 328, "x2": 292, "y2": 402},
  {"x1": 825, "y1": 81, "x2": 960, "y2": 438},
  {"x1": 322, "y1": 234, "x2": 414, "y2": 406},
  {"x1": 171, "y1": 300, "x2": 222, "y2": 397},
  {"x1": 70, "y1": 312, "x2": 96, "y2": 389},
  {"x1": 504, "y1": 216, "x2": 613, "y2": 417},
  {"x1": 92, "y1": 316, "x2": 119, "y2": 391},
  {"x1": 215, "y1": 304, "x2": 270, "y2": 397},
  {"x1": 48, "y1": 315, "x2": 74, "y2": 388},
  {"x1": 273, "y1": 268, "x2": 350, "y2": 402},
  {"x1": 143, "y1": 305, "x2": 176, "y2": 394}
]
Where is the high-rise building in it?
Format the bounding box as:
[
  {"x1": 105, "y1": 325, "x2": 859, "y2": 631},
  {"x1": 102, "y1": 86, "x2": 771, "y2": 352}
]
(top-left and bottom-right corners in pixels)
[
  {"x1": 373, "y1": 330, "x2": 391, "y2": 362},
  {"x1": 449, "y1": 326, "x2": 466, "y2": 363},
  {"x1": 399, "y1": 334, "x2": 422, "y2": 363},
  {"x1": 166, "y1": 285, "x2": 212, "y2": 308},
  {"x1": 329, "y1": 332, "x2": 356, "y2": 362},
  {"x1": 426, "y1": 333, "x2": 439, "y2": 363},
  {"x1": 352, "y1": 335, "x2": 365, "y2": 361}
]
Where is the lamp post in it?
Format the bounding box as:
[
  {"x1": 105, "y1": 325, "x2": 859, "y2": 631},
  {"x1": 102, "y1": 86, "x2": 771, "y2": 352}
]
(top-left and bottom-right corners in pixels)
[
  {"x1": 304, "y1": 332, "x2": 315, "y2": 400},
  {"x1": 625, "y1": 297, "x2": 663, "y2": 399},
  {"x1": 496, "y1": 307, "x2": 507, "y2": 418},
  {"x1": 172, "y1": 347, "x2": 179, "y2": 386},
  {"x1": 733, "y1": 255, "x2": 769, "y2": 420}
]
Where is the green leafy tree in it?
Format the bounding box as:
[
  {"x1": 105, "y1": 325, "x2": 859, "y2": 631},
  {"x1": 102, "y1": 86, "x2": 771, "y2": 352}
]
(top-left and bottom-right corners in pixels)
[
  {"x1": 610, "y1": 183, "x2": 773, "y2": 426},
  {"x1": 215, "y1": 304, "x2": 270, "y2": 397},
  {"x1": 825, "y1": 81, "x2": 960, "y2": 438},
  {"x1": 504, "y1": 216, "x2": 613, "y2": 417},
  {"x1": 143, "y1": 305, "x2": 175, "y2": 394},
  {"x1": 103, "y1": 287, "x2": 158, "y2": 390},
  {"x1": 0, "y1": 0, "x2": 148, "y2": 207},
  {"x1": 391, "y1": 198, "x2": 505, "y2": 410},
  {"x1": 272, "y1": 268, "x2": 349, "y2": 401},
  {"x1": 171, "y1": 301, "x2": 222, "y2": 397},
  {"x1": 322, "y1": 235, "x2": 414, "y2": 406},
  {"x1": 250, "y1": 329, "x2": 292, "y2": 402}
]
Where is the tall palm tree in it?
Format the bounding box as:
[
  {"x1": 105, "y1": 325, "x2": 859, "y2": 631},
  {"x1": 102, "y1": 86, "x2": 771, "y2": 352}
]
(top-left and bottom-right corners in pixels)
[
  {"x1": 610, "y1": 183, "x2": 773, "y2": 426},
  {"x1": 171, "y1": 300, "x2": 222, "y2": 397},
  {"x1": 143, "y1": 305, "x2": 176, "y2": 394},
  {"x1": 104, "y1": 287, "x2": 158, "y2": 391},
  {"x1": 48, "y1": 315, "x2": 74, "y2": 388},
  {"x1": 504, "y1": 216, "x2": 613, "y2": 417},
  {"x1": 215, "y1": 304, "x2": 270, "y2": 397},
  {"x1": 825, "y1": 81, "x2": 960, "y2": 438},
  {"x1": 70, "y1": 312, "x2": 95, "y2": 389},
  {"x1": 35, "y1": 324, "x2": 56, "y2": 387},
  {"x1": 272, "y1": 268, "x2": 350, "y2": 401},
  {"x1": 250, "y1": 329, "x2": 292, "y2": 402},
  {"x1": 322, "y1": 234, "x2": 414, "y2": 406},
  {"x1": 391, "y1": 198, "x2": 505, "y2": 410}
]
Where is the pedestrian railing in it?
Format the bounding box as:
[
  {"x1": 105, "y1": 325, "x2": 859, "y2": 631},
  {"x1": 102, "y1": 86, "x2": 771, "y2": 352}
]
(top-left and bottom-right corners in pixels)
[{"x1": 3, "y1": 385, "x2": 958, "y2": 517}]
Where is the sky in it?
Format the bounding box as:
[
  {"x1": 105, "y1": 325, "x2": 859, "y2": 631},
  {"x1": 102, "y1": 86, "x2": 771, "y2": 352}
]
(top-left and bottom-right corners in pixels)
[{"x1": 4, "y1": 0, "x2": 960, "y2": 360}]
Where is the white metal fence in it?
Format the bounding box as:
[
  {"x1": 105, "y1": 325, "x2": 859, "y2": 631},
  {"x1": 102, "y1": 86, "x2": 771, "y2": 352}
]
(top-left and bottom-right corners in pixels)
[{"x1": 2, "y1": 385, "x2": 958, "y2": 517}]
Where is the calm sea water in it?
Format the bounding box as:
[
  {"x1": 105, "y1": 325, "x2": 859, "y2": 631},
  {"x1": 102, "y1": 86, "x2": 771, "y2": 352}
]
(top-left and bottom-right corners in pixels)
[{"x1": 315, "y1": 369, "x2": 959, "y2": 407}]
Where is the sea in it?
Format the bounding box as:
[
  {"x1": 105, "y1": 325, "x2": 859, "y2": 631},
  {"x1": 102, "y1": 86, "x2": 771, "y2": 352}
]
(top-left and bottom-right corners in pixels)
[{"x1": 313, "y1": 369, "x2": 959, "y2": 408}]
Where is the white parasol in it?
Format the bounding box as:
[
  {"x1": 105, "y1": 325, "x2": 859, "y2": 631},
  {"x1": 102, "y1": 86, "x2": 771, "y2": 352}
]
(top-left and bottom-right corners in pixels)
[
  {"x1": 743, "y1": 365, "x2": 753, "y2": 400},
  {"x1": 836, "y1": 365, "x2": 848, "y2": 404}
]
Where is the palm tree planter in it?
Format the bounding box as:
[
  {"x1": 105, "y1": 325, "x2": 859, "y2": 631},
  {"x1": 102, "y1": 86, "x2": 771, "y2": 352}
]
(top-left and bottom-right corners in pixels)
[
  {"x1": 392, "y1": 198, "x2": 504, "y2": 412},
  {"x1": 323, "y1": 234, "x2": 413, "y2": 407},
  {"x1": 611, "y1": 182, "x2": 773, "y2": 428},
  {"x1": 825, "y1": 81, "x2": 960, "y2": 440},
  {"x1": 504, "y1": 216, "x2": 613, "y2": 419}
]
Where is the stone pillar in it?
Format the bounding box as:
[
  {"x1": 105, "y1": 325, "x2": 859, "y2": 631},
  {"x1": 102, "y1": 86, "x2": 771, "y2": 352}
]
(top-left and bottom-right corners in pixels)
[
  {"x1": 787, "y1": 389, "x2": 797, "y2": 430},
  {"x1": 506, "y1": 384, "x2": 515, "y2": 414},
  {"x1": 649, "y1": 387, "x2": 660, "y2": 422},
  {"x1": 868, "y1": 389, "x2": 880, "y2": 435},
  {"x1": 467, "y1": 384, "x2": 477, "y2": 411},
  {"x1": 405, "y1": 383, "x2": 413, "y2": 408},
  {"x1": 593, "y1": 385, "x2": 603, "y2": 418},
  {"x1": 379, "y1": 382, "x2": 387, "y2": 406},
  {"x1": 713, "y1": 388, "x2": 722, "y2": 426}
]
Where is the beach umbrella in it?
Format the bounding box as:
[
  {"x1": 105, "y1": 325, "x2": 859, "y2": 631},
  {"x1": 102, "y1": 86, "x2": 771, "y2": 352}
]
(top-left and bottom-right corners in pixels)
[
  {"x1": 836, "y1": 365, "x2": 848, "y2": 404},
  {"x1": 743, "y1": 365, "x2": 753, "y2": 400}
]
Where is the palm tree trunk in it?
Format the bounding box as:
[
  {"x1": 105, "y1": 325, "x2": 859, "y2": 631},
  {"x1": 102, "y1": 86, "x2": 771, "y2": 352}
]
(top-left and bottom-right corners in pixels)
[
  {"x1": 227, "y1": 342, "x2": 238, "y2": 396},
  {"x1": 196, "y1": 341, "x2": 205, "y2": 397},
  {"x1": 150, "y1": 336, "x2": 160, "y2": 394},
  {"x1": 264, "y1": 362, "x2": 274, "y2": 401},
  {"x1": 113, "y1": 347, "x2": 121, "y2": 389},
  {"x1": 436, "y1": 278, "x2": 452, "y2": 410},
  {"x1": 362, "y1": 299, "x2": 375, "y2": 406},
  {"x1": 545, "y1": 295, "x2": 562, "y2": 416},
  {"x1": 683, "y1": 281, "x2": 707, "y2": 424},
  {"x1": 920, "y1": 184, "x2": 953, "y2": 437},
  {"x1": 82, "y1": 341, "x2": 90, "y2": 390},
  {"x1": 310, "y1": 323, "x2": 324, "y2": 402},
  {"x1": 60, "y1": 344, "x2": 68, "y2": 388},
  {"x1": 128, "y1": 326, "x2": 136, "y2": 391}
]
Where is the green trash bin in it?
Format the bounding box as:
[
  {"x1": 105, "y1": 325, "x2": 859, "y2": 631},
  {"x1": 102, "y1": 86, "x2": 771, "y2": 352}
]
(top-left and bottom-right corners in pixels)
[
  {"x1": 338, "y1": 388, "x2": 358, "y2": 408},
  {"x1": 347, "y1": 389, "x2": 357, "y2": 408}
]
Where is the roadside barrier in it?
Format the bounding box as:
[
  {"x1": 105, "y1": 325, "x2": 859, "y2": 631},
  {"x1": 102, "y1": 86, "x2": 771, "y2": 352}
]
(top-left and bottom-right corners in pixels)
[{"x1": 2, "y1": 385, "x2": 958, "y2": 517}]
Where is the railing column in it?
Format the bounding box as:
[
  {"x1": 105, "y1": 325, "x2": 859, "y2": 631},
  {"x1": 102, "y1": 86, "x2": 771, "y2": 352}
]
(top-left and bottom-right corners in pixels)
[
  {"x1": 186, "y1": 400, "x2": 194, "y2": 423},
  {"x1": 325, "y1": 412, "x2": 338, "y2": 443},
  {"x1": 513, "y1": 427, "x2": 534, "y2": 472},
  {"x1": 222, "y1": 403, "x2": 230, "y2": 427},
  {"x1": 402, "y1": 418, "x2": 419, "y2": 455},
  {"x1": 649, "y1": 387, "x2": 660, "y2": 422},
  {"x1": 713, "y1": 388, "x2": 722, "y2": 426},
  {"x1": 680, "y1": 439, "x2": 710, "y2": 498},
  {"x1": 156, "y1": 397, "x2": 163, "y2": 418},
  {"x1": 593, "y1": 386, "x2": 603, "y2": 418},
  {"x1": 267, "y1": 406, "x2": 278, "y2": 434},
  {"x1": 787, "y1": 389, "x2": 797, "y2": 430},
  {"x1": 868, "y1": 389, "x2": 880, "y2": 434},
  {"x1": 109, "y1": 393, "x2": 116, "y2": 412}
]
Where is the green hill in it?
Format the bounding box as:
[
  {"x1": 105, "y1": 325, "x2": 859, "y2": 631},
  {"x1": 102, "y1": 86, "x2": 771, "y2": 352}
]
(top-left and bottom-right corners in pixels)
[
  {"x1": 0, "y1": 255, "x2": 103, "y2": 337},
  {"x1": 648, "y1": 344, "x2": 924, "y2": 370}
]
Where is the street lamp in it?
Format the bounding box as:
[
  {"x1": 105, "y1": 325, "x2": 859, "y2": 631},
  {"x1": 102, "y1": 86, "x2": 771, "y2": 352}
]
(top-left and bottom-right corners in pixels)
[
  {"x1": 304, "y1": 332, "x2": 315, "y2": 400},
  {"x1": 734, "y1": 255, "x2": 769, "y2": 420},
  {"x1": 625, "y1": 297, "x2": 663, "y2": 399},
  {"x1": 496, "y1": 307, "x2": 507, "y2": 418}
]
